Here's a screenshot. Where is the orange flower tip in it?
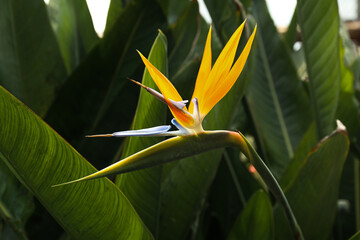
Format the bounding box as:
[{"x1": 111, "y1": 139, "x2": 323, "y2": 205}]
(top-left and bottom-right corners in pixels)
[
  {"x1": 128, "y1": 78, "x2": 147, "y2": 89},
  {"x1": 86, "y1": 134, "x2": 113, "y2": 138},
  {"x1": 136, "y1": 50, "x2": 145, "y2": 58}
]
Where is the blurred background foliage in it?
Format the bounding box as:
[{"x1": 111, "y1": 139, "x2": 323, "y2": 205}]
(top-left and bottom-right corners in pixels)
[{"x1": 0, "y1": 0, "x2": 359, "y2": 239}]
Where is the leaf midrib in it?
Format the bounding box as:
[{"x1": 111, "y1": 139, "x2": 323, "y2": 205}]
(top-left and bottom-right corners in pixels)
[{"x1": 257, "y1": 30, "x2": 294, "y2": 158}]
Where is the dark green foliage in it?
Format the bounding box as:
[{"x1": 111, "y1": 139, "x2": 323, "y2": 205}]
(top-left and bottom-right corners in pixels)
[{"x1": 0, "y1": 0, "x2": 358, "y2": 239}]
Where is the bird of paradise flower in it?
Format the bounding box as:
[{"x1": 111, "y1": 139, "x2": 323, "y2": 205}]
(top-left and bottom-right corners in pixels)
[{"x1": 54, "y1": 21, "x2": 304, "y2": 239}]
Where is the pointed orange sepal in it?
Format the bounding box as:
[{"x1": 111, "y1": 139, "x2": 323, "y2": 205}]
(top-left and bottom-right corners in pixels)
[{"x1": 137, "y1": 51, "x2": 184, "y2": 105}]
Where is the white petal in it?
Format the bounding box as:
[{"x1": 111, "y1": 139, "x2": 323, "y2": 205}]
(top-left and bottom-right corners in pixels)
[
  {"x1": 112, "y1": 125, "x2": 171, "y2": 137},
  {"x1": 87, "y1": 125, "x2": 171, "y2": 138}
]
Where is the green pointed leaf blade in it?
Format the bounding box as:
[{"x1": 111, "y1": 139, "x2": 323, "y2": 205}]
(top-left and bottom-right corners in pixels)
[
  {"x1": 0, "y1": 86, "x2": 153, "y2": 240},
  {"x1": 283, "y1": 7, "x2": 298, "y2": 50},
  {"x1": 274, "y1": 124, "x2": 349, "y2": 240},
  {"x1": 204, "y1": 0, "x2": 239, "y2": 44},
  {"x1": 349, "y1": 231, "x2": 360, "y2": 240},
  {"x1": 227, "y1": 190, "x2": 274, "y2": 240},
  {"x1": 297, "y1": 0, "x2": 341, "y2": 138},
  {"x1": 104, "y1": 0, "x2": 123, "y2": 34},
  {"x1": 115, "y1": 31, "x2": 168, "y2": 237},
  {"x1": 168, "y1": 1, "x2": 201, "y2": 77},
  {"x1": 0, "y1": 0, "x2": 67, "y2": 116},
  {"x1": 156, "y1": 0, "x2": 189, "y2": 25},
  {"x1": 247, "y1": 0, "x2": 312, "y2": 176},
  {"x1": 47, "y1": 0, "x2": 99, "y2": 73}
]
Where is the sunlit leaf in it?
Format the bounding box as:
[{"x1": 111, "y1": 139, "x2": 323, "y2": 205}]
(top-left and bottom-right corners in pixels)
[
  {"x1": 297, "y1": 0, "x2": 341, "y2": 138},
  {"x1": 0, "y1": 86, "x2": 153, "y2": 240}
]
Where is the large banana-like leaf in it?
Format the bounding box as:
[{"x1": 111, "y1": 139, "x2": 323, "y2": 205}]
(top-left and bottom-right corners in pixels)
[
  {"x1": 274, "y1": 122, "x2": 349, "y2": 239},
  {"x1": 47, "y1": 0, "x2": 99, "y2": 73},
  {"x1": 115, "y1": 31, "x2": 168, "y2": 238},
  {"x1": 227, "y1": 190, "x2": 273, "y2": 240},
  {"x1": 247, "y1": 0, "x2": 311, "y2": 177},
  {"x1": 0, "y1": 0, "x2": 67, "y2": 117},
  {"x1": 0, "y1": 86, "x2": 153, "y2": 240},
  {"x1": 297, "y1": 0, "x2": 341, "y2": 139}
]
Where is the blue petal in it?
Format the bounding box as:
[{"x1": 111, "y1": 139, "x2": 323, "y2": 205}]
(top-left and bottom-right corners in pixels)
[{"x1": 112, "y1": 125, "x2": 171, "y2": 137}]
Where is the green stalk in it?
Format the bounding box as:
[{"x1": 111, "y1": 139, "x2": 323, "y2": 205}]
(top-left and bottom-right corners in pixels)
[{"x1": 231, "y1": 131, "x2": 304, "y2": 240}]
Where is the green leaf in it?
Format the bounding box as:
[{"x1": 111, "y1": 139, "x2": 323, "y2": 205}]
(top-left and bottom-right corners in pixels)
[
  {"x1": 297, "y1": 0, "x2": 341, "y2": 138},
  {"x1": 156, "y1": 0, "x2": 189, "y2": 25},
  {"x1": 227, "y1": 190, "x2": 274, "y2": 240},
  {"x1": 247, "y1": 0, "x2": 311, "y2": 176},
  {"x1": 0, "y1": 86, "x2": 153, "y2": 240},
  {"x1": 115, "y1": 31, "x2": 168, "y2": 238},
  {"x1": 204, "y1": 0, "x2": 239, "y2": 44},
  {"x1": 349, "y1": 231, "x2": 360, "y2": 240},
  {"x1": 104, "y1": 0, "x2": 123, "y2": 34},
  {"x1": 208, "y1": 150, "x2": 261, "y2": 238},
  {"x1": 283, "y1": 6, "x2": 298, "y2": 50},
  {"x1": 0, "y1": 0, "x2": 67, "y2": 116},
  {"x1": 280, "y1": 123, "x2": 317, "y2": 188},
  {"x1": 168, "y1": 1, "x2": 203, "y2": 77},
  {"x1": 159, "y1": 150, "x2": 223, "y2": 240},
  {"x1": 47, "y1": 0, "x2": 99, "y2": 73},
  {"x1": 274, "y1": 123, "x2": 349, "y2": 239},
  {"x1": 45, "y1": 0, "x2": 166, "y2": 156},
  {"x1": 336, "y1": 25, "x2": 360, "y2": 140}
]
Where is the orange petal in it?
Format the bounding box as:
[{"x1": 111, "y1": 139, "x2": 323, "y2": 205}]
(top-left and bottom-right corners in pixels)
[
  {"x1": 164, "y1": 97, "x2": 194, "y2": 128},
  {"x1": 189, "y1": 26, "x2": 212, "y2": 114},
  {"x1": 138, "y1": 51, "x2": 183, "y2": 103},
  {"x1": 201, "y1": 25, "x2": 257, "y2": 117},
  {"x1": 198, "y1": 21, "x2": 246, "y2": 114}
]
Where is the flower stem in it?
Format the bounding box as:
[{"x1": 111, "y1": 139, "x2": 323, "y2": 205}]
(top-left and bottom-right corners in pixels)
[{"x1": 233, "y1": 131, "x2": 304, "y2": 240}]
